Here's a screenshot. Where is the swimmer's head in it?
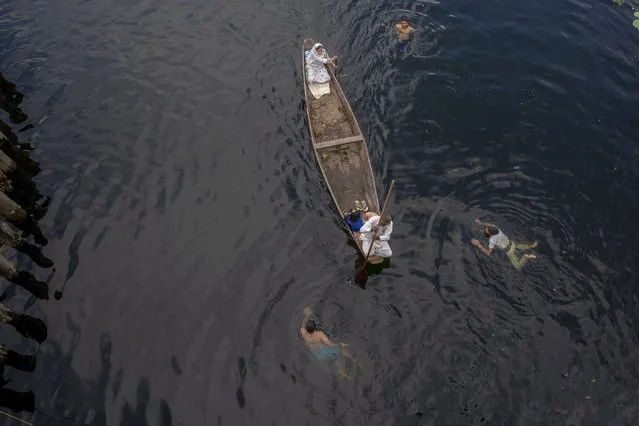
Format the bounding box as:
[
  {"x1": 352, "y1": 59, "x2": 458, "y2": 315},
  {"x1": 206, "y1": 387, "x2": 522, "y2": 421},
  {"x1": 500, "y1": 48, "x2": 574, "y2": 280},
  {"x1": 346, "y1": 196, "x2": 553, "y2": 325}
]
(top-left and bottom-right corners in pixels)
[
  {"x1": 306, "y1": 319, "x2": 316, "y2": 333},
  {"x1": 484, "y1": 226, "x2": 499, "y2": 237},
  {"x1": 399, "y1": 20, "x2": 409, "y2": 28}
]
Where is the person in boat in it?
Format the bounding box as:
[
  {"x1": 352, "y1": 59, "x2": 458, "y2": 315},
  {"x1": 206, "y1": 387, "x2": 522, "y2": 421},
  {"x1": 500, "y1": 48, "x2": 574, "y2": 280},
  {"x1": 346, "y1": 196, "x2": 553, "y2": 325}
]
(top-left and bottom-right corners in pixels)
[
  {"x1": 359, "y1": 214, "x2": 393, "y2": 258},
  {"x1": 345, "y1": 210, "x2": 364, "y2": 233},
  {"x1": 471, "y1": 218, "x2": 538, "y2": 271},
  {"x1": 345, "y1": 200, "x2": 376, "y2": 234},
  {"x1": 305, "y1": 43, "x2": 338, "y2": 84},
  {"x1": 395, "y1": 20, "x2": 416, "y2": 54},
  {"x1": 301, "y1": 307, "x2": 358, "y2": 378}
]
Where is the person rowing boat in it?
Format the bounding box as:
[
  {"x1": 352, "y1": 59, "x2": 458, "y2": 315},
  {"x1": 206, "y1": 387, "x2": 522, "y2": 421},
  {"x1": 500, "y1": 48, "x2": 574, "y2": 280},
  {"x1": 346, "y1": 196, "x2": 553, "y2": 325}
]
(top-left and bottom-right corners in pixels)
[
  {"x1": 359, "y1": 214, "x2": 393, "y2": 258},
  {"x1": 305, "y1": 43, "x2": 338, "y2": 84}
]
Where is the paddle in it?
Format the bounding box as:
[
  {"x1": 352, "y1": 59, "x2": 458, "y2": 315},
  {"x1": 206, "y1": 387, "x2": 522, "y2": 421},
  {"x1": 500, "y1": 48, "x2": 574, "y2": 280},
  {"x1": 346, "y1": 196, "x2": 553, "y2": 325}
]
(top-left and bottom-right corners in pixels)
[
  {"x1": 354, "y1": 179, "x2": 395, "y2": 286},
  {"x1": 328, "y1": 58, "x2": 339, "y2": 76}
]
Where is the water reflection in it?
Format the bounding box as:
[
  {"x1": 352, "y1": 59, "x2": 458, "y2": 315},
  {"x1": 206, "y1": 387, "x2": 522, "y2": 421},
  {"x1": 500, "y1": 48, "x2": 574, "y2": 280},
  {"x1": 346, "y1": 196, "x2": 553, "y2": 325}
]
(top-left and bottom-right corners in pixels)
[
  {"x1": 0, "y1": 344, "x2": 35, "y2": 417},
  {"x1": 0, "y1": 74, "x2": 27, "y2": 125},
  {"x1": 1, "y1": 0, "x2": 638, "y2": 423},
  {"x1": 0, "y1": 70, "x2": 52, "y2": 418},
  {"x1": 0, "y1": 387, "x2": 35, "y2": 415}
]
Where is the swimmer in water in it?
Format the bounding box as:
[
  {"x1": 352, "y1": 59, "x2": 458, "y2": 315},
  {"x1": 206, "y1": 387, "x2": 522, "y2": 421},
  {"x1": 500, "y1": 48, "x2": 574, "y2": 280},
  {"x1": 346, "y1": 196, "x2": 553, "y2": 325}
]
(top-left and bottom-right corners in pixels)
[
  {"x1": 300, "y1": 307, "x2": 359, "y2": 378},
  {"x1": 471, "y1": 218, "x2": 538, "y2": 271},
  {"x1": 300, "y1": 307, "x2": 343, "y2": 357},
  {"x1": 395, "y1": 20, "x2": 416, "y2": 54}
]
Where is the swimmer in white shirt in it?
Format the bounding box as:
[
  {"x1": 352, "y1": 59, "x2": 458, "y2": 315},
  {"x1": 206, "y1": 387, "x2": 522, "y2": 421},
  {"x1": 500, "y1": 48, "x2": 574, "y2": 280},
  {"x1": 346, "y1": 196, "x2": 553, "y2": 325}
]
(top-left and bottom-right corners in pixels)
[{"x1": 471, "y1": 218, "x2": 538, "y2": 271}]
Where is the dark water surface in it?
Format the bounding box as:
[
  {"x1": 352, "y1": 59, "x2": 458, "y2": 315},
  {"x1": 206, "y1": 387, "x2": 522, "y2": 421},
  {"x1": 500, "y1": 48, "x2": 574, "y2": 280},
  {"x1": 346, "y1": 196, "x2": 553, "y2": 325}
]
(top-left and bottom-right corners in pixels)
[{"x1": 1, "y1": 0, "x2": 639, "y2": 424}]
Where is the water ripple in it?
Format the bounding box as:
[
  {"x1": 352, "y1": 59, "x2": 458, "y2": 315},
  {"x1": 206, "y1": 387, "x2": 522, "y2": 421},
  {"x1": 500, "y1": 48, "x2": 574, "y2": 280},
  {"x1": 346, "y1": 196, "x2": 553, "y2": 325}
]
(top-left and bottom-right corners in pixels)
[{"x1": 1, "y1": 0, "x2": 638, "y2": 424}]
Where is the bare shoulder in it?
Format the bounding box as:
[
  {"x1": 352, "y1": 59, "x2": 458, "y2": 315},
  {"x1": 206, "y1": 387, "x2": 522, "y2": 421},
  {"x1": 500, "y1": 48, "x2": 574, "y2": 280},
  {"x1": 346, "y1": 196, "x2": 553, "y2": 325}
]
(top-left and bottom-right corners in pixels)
[{"x1": 320, "y1": 332, "x2": 334, "y2": 345}]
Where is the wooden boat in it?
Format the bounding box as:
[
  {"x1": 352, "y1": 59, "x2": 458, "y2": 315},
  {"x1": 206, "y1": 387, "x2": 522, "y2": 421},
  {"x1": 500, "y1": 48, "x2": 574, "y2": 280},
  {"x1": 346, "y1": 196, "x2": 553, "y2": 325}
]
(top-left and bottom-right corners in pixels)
[{"x1": 301, "y1": 38, "x2": 388, "y2": 264}]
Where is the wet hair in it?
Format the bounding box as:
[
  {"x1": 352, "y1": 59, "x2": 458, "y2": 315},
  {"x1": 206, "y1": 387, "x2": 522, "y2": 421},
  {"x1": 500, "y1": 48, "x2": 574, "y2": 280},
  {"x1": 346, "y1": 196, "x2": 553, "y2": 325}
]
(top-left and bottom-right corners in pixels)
[
  {"x1": 349, "y1": 210, "x2": 361, "y2": 222},
  {"x1": 484, "y1": 226, "x2": 499, "y2": 236},
  {"x1": 379, "y1": 214, "x2": 392, "y2": 226},
  {"x1": 306, "y1": 319, "x2": 316, "y2": 333}
]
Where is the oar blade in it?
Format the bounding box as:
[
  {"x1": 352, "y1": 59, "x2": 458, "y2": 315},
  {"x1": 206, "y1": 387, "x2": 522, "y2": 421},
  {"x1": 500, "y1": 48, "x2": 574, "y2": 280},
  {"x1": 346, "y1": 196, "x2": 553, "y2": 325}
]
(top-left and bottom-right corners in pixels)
[{"x1": 354, "y1": 269, "x2": 368, "y2": 286}]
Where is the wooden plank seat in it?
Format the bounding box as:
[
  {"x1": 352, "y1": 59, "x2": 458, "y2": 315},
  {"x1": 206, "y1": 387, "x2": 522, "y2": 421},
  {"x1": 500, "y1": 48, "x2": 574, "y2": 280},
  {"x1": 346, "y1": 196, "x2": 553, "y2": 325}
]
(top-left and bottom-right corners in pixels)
[{"x1": 314, "y1": 135, "x2": 364, "y2": 150}]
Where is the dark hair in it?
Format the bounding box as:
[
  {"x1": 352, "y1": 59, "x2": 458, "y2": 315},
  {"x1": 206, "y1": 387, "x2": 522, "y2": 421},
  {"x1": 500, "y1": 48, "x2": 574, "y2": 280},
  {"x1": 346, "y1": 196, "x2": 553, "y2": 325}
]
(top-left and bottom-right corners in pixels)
[
  {"x1": 485, "y1": 226, "x2": 499, "y2": 236},
  {"x1": 380, "y1": 214, "x2": 392, "y2": 226},
  {"x1": 306, "y1": 319, "x2": 316, "y2": 333},
  {"x1": 349, "y1": 210, "x2": 361, "y2": 222}
]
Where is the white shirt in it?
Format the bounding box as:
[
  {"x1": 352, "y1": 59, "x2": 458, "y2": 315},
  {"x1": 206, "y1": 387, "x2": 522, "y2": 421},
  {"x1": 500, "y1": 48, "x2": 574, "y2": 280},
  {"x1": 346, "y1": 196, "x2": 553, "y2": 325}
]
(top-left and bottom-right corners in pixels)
[
  {"x1": 359, "y1": 216, "x2": 393, "y2": 241},
  {"x1": 488, "y1": 229, "x2": 510, "y2": 250}
]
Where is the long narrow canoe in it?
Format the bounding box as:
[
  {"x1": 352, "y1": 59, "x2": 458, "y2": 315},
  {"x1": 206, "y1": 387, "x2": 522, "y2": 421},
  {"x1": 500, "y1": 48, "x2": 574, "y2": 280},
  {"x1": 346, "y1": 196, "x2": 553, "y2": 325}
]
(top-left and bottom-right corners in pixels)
[{"x1": 302, "y1": 38, "x2": 387, "y2": 263}]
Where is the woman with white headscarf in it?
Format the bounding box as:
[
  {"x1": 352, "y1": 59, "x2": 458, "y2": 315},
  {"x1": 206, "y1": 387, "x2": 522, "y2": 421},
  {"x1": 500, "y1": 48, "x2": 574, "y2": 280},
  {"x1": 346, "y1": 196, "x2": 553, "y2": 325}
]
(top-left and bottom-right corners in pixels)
[{"x1": 305, "y1": 43, "x2": 338, "y2": 84}]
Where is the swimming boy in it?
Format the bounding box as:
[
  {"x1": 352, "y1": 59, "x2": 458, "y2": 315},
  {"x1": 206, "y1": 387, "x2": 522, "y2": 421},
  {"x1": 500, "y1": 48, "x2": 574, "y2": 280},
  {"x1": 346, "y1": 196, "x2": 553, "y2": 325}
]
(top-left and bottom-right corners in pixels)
[
  {"x1": 300, "y1": 307, "x2": 359, "y2": 378},
  {"x1": 471, "y1": 218, "x2": 538, "y2": 271},
  {"x1": 395, "y1": 20, "x2": 416, "y2": 54},
  {"x1": 300, "y1": 307, "x2": 344, "y2": 359}
]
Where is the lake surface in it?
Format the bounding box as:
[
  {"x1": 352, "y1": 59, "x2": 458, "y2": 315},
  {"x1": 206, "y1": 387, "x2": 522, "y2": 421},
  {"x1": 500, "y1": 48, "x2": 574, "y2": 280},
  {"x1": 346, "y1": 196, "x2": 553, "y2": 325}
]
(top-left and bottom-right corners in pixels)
[{"x1": 1, "y1": 0, "x2": 639, "y2": 424}]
